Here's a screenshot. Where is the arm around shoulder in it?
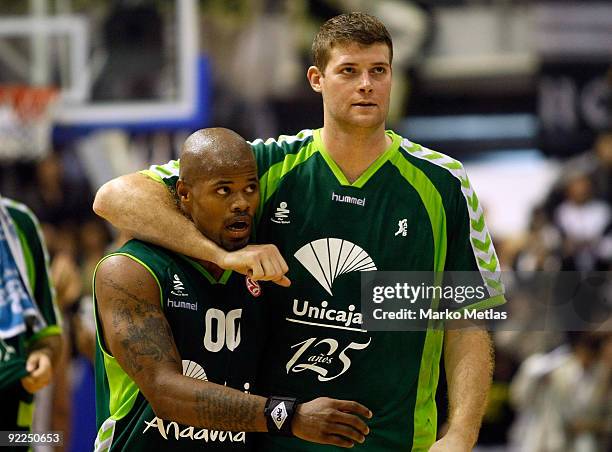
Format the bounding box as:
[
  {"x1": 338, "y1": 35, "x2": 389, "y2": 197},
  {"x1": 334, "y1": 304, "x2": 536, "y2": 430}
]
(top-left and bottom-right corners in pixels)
[
  {"x1": 94, "y1": 173, "x2": 226, "y2": 263},
  {"x1": 93, "y1": 173, "x2": 291, "y2": 284}
]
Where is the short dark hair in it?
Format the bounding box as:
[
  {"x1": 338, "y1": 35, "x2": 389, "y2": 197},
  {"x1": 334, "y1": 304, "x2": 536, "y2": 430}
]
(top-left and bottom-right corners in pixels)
[{"x1": 312, "y1": 12, "x2": 393, "y2": 72}]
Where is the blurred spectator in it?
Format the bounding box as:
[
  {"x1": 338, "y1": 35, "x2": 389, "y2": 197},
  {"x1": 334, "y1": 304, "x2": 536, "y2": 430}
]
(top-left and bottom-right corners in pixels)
[
  {"x1": 545, "y1": 131, "x2": 612, "y2": 218},
  {"x1": 554, "y1": 174, "x2": 610, "y2": 271},
  {"x1": 509, "y1": 332, "x2": 612, "y2": 452},
  {"x1": 201, "y1": 0, "x2": 304, "y2": 138},
  {"x1": 48, "y1": 251, "x2": 81, "y2": 452},
  {"x1": 78, "y1": 219, "x2": 112, "y2": 297},
  {"x1": 513, "y1": 206, "x2": 562, "y2": 273},
  {"x1": 73, "y1": 218, "x2": 111, "y2": 362},
  {"x1": 591, "y1": 132, "x2": 612, "y2": 205},
  {"x1": 21, "y1": 151, "x2": 93, "y2": 229}
]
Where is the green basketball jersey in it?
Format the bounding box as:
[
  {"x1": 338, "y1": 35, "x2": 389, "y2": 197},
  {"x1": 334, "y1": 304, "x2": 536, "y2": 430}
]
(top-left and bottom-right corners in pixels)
[
  {"x1": 146, "y1": 129, "x2": 505, "y2": 452},
  {"x1": 0, "y1": 198, "x2": 60, "y2": 433},
  {"x1": 94, "y1": 240, "x2": 264, "y2": 451}
]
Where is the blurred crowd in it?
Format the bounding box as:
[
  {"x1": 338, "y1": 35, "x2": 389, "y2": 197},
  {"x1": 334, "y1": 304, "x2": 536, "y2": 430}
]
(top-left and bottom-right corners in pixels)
[{"x1": 475, "y1": 131, "x2": 612, "y2": 452}]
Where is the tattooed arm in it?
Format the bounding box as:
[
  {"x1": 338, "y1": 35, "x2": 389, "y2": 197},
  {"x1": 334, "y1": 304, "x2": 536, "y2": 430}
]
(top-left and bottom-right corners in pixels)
[{"x1": 95, "y1": 255, "x2": 371, "y2": 447}]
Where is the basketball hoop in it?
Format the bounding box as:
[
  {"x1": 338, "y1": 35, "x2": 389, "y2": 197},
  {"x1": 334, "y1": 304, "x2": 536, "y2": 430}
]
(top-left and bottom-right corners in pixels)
[{"x1": 0, "y1": 85, "x2": 59, "y2": 162}]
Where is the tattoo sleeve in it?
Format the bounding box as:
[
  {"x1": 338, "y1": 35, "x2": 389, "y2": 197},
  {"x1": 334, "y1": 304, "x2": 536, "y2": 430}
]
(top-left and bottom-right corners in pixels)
[
  {"x1": 105, "y1": 276, "x2": 179, "y2": 374},
  {"x1": 193, "y1": 385, "x2": 262, "y2": 432}
]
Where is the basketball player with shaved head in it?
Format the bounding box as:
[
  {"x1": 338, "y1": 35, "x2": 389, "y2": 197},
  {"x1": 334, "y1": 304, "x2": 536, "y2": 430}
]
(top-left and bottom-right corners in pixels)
[
  {"x1": 93, "y1": 128, "x2": 371, "y2": 451},
  {"x1": 95, "y1": 13, "x2": 506, "y2": 451}
]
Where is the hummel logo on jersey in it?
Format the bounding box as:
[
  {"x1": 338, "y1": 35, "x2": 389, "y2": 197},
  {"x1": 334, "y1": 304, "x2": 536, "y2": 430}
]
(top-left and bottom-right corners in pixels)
[
  {"x1": 331, "y1": 192, "x2": 366, "y2": 207},
  {"x1": 171, "y1": 274, "x2": 188, "y2": 297},
  {"x1": 395, "y1": 219, "x2": 408, "y2": 237},
  {"x1": 167, "y1": 299, "x2": 198, "y2": 311},
  {"x1": 271, "y1": 402, "x2": 288, "y2": 430},
  {"x1": 294, "y1": 238, "x2": 377, "y2": 296},
  {"x1": 271, "y1": 202, "x2": 290, "y2": 224}
]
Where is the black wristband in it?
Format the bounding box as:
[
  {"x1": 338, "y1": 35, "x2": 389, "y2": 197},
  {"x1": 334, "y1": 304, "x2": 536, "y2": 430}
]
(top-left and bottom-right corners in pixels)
[{"x1": 264, "y1": 396, "x2": 298, "y2": 436}]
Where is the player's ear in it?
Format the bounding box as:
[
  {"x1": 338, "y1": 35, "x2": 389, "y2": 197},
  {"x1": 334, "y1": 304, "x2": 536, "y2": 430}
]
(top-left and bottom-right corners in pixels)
[
  {"x1": 307, "y1": 66, "x2": 323, "y2": 93},
  {"x1": 176, "y1": 179, "x2": 192, "y2": 213}
]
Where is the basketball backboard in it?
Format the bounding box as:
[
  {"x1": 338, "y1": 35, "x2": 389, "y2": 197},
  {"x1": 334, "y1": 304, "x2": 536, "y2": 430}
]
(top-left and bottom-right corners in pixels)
[{"x1": 0, "y1": 0, "x2": 208, "y2": 133}]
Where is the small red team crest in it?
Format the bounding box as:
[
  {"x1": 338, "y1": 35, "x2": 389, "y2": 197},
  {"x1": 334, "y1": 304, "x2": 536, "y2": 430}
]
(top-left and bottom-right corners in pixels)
[{"x1": 245, "y1": 276, "x2": 262, "y2": 297}]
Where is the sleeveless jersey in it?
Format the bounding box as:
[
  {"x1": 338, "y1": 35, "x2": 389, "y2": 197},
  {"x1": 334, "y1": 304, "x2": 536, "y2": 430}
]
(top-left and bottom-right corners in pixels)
[
  {"x1": 94, "y1": 240, "x2": 264, "y2": 451},
  {"x1": 146, "y1": 129, "x2": 506, "y2": 451}
]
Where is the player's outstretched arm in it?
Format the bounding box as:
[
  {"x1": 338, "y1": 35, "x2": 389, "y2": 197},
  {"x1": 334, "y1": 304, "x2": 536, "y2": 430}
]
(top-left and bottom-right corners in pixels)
[
  {"x1": 95, "y1": 255, "x2": 368, "y2": 446},
  {"x1": 93, "y1": 173, "x2": 290, "y2": 286},
  {"x1": 429, "y1": 326, "x2": 493, "y2": 452}
]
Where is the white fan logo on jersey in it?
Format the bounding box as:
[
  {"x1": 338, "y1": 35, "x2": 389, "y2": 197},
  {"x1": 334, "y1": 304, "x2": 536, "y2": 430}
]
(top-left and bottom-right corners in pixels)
[
  {"x1": 182, "y1": 360, "x2": 208, "y2": 381},
  {"x1": 294, "y1": 238, "x2": 377, "y2": 296}
]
